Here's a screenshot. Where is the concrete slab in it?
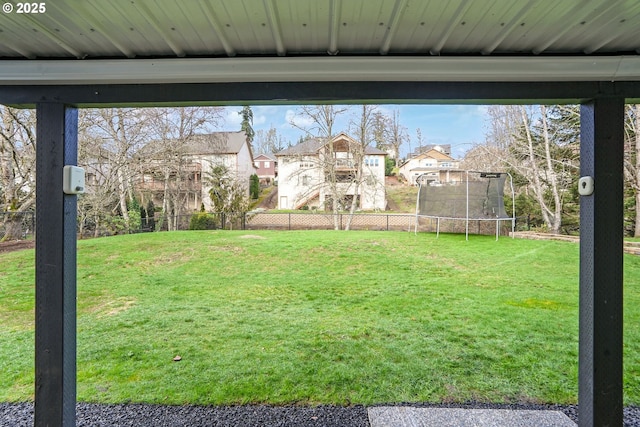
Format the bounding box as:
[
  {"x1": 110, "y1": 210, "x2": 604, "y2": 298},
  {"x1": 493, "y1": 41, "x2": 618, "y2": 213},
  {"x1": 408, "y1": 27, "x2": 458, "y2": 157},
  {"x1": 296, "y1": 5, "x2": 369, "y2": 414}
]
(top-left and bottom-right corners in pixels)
[{"x1": 368, "y1": 407, "x2": 577, "y2": 427}]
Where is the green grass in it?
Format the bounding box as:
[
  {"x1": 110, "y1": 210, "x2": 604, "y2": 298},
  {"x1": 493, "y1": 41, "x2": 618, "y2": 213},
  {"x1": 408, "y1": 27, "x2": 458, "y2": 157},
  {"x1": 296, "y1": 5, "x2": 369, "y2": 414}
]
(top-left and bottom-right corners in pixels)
[{"x1": 1, "y1": 230, "x2": 640, "y2": 406}]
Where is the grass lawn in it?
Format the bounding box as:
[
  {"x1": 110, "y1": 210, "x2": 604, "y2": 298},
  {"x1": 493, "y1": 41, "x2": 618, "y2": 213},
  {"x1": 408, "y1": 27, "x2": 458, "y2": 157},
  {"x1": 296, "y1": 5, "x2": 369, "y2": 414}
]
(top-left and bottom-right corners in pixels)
[{"x1": 1, "y1": 230, "x2": 639, "y2": 406}]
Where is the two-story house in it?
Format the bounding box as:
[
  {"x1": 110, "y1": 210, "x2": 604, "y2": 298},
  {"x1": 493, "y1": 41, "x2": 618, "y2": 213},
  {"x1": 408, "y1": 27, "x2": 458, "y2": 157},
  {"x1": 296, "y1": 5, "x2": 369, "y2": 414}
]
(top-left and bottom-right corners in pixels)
[
  {"x1": 253, "y1": 153, "x2": 277, "y2": 185},
  {"x1": 398, "y1": 146, "x2": 463, "y2": 186},
  {"x1": 275, "y1": 133, "x2": 386, "y2": 211},
  {"x1": 135, "y1": 131, "x2": 257, "y2": 212}
]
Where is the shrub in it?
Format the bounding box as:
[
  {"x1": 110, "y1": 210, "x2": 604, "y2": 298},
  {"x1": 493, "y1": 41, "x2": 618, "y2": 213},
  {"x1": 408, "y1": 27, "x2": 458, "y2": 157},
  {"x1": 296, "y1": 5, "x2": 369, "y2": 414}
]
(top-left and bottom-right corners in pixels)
[
  {"x1": 250, "y1": 174, "x2": 260, "y2": 199},
  {"x1": 189, "y1": 212, "x2": 217, "y2": 230}
]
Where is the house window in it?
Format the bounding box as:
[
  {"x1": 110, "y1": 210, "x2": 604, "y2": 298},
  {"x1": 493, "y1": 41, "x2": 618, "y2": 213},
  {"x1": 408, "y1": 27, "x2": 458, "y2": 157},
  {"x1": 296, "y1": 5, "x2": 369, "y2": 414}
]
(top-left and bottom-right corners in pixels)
[
  {"x1": 302, "y1": 175, "x2": 310, "y2": 186},
  {"x1": 365, "y1": 157, "x2": 379, "y2": 167},
  {"x1": 264, "y1": 161, "x2": 270, "y2": 168},
  {"x1": 441, "y1": 162, "x2": 451, "y2": 168},
  {"x1": 254, "y1": 161, "x2": 259, "y2": 168}
]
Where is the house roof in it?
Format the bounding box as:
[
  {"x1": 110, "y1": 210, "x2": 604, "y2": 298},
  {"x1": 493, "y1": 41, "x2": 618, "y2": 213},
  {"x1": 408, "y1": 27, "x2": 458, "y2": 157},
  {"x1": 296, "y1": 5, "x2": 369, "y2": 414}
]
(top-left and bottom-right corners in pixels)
[
  {"x1": 183, "y1": 131, "x2": 249, "y2": 155},
  {"x1": 413, "y1": 144, "x2": 452, "y2": 157},
  {"x1": 276, "y1": 138, "x2": 324, "y2": 157},
  {"x1": 138, "y1": 131, "x2": 250, "y2": 157},
  {"x1": 275, "y1": 134, "x2": 387, "y2": 157},
  {"x1": 254, "y1": 153, "x2": 277, "y2": 161},
  {"x1": 399, "y1": 148, "x2": 456, "y2": 169},
  {"x1": 418, "y1": 149, "x2": 455, "y2": 161}
]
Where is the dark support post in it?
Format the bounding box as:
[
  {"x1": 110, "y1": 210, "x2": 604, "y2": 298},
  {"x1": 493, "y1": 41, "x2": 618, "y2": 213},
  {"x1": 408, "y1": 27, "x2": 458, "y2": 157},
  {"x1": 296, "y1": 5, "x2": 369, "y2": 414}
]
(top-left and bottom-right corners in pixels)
[
  {"x1": 579, "y1": 98, "x2": 625, "y2": 426},
  {"x1": 35, "y1": 103, "x2": 78, "y2": 427}
]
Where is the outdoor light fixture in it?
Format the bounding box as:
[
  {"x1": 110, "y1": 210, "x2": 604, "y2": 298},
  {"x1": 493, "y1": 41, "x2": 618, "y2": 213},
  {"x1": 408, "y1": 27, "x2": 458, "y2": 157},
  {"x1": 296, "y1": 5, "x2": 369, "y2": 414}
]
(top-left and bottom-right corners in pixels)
[{"x1": 62, "y1": 165, "x2": 85, "y2": 195}]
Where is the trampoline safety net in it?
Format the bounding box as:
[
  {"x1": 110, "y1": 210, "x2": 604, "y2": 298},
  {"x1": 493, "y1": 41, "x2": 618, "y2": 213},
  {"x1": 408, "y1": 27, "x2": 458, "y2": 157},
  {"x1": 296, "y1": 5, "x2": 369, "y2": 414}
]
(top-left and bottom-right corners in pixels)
[{"x1": 415, "y1": 171, "x2": 515, "y2": 239}]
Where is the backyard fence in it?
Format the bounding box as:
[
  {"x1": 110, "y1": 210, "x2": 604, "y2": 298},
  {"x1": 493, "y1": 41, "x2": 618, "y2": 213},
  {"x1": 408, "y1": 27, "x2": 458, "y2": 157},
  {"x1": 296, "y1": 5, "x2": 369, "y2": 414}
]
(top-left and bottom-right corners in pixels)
[
  {"x1": 245, "y1": 212, "x2": 416, "y2": 231},
  {"x1": 1, "y1": 210, "x2": 525, "y2": 240},
  {"x1": 152, "y1": 211, "x2": 517, "y2": 234}
]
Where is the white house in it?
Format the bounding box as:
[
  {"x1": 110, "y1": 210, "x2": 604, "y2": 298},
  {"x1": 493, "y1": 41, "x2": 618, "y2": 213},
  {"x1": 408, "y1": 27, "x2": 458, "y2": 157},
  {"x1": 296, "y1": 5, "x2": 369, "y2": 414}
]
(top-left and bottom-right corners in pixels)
[
  {"x1": 275, "y1": 133, "x2": 386, "y2": 211},
  {"x1": 398, "y1": 146, "x2": 463, "y2": 186}
]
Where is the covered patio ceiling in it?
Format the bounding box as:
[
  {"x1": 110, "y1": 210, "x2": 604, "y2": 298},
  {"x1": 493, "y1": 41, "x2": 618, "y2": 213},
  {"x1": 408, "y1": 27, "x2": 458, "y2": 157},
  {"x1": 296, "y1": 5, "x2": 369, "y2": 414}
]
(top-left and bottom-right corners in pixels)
[{"x1": 0, "y1": 0, "x2": 639, "y2": 89}]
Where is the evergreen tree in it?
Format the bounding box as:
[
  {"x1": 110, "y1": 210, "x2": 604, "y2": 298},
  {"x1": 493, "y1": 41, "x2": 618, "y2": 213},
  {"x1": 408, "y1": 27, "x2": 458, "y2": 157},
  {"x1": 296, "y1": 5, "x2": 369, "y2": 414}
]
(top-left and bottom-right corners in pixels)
[{"x1": 239, "y1": 106, "x2": 255, "y2": 144}]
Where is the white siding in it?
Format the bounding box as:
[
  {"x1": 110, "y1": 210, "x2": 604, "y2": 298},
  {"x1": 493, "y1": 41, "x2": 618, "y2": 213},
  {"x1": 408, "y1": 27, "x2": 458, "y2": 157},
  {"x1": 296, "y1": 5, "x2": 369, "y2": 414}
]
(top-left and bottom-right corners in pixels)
[
  {"x1": 277, "y1": 155, "x2": 322, "y2": 209},
  {"x1": 360, "y1": 154, "x2": 386, "y2": 210},
  {"x1": 277, "y1": 152, "x2": 386, "y2": 211}
]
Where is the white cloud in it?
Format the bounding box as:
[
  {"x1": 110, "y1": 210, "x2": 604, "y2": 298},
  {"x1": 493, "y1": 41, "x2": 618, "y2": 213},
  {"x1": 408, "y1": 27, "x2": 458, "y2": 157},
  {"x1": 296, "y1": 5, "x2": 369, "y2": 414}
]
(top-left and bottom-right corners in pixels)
[
  {"x1": 284, "y1": 109, "x2": 315, "y2": 130},
  {"x1": 224, "y1": 107, "x2": 243, "y2": 128}
]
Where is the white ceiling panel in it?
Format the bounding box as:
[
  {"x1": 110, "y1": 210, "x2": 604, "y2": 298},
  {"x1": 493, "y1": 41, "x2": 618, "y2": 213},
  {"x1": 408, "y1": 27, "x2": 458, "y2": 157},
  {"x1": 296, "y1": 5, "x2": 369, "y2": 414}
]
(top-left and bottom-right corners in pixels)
[
  {"x1": 0, "y1": 0, "x2": 638, "y2": 58},
  {"x1": 0, "y1": 0, "x2": 639, "y2": 83}
]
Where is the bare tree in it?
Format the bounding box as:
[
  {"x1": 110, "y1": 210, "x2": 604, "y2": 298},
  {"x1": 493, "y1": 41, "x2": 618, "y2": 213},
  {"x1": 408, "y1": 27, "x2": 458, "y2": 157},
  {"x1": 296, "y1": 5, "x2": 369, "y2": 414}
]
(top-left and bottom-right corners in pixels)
[
  {"x1": 479, "y1": 105, "x2": 577, "y2": 233},
  {"x1": 415, "y1": 128, "x2": 424, "y2": 153},
  {"x1": 383, "y1": 109, "x2": 408, "y2": 167},
  {"x1": 290, "y1": 105, "x2": 350, "y2": 229},
  {"x1": 80, "y1": 108, "x2": 152, "y2": 233},
  {"x1": 0, "y1": 106, "x2": 36, "y2": 240},
  {"x1": 254, "y1": 126, "x2": 287, "y2": 155},
  {"x1": 141, "y1": 107, "x2": 224, "y2": 230},
  {"x1": 78, "y1": 112, "x2": 122, "y2": 237},
  {"x1": 290, "y1": 105, "x2": 349, "y2": 139},
  {"x1": 623, "y1": 104, "x2": 640, "y2": 236},
  {"x1": 344, "y1": 105, "x2": 380, "y2": 230}
]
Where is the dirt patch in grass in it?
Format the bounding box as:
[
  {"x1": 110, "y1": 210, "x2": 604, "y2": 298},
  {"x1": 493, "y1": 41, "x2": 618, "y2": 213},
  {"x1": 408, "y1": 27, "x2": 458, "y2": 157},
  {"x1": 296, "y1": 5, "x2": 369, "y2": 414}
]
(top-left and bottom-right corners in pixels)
[
  {"x1": 87, "y1": 297, "x2": 136, "y2": 318},
  {"x1": 0, "y1": 240, "x2": 34, "y2": 254},
  {"x1": 239, "y1": 234, "x2": 267, "y2": 240}
]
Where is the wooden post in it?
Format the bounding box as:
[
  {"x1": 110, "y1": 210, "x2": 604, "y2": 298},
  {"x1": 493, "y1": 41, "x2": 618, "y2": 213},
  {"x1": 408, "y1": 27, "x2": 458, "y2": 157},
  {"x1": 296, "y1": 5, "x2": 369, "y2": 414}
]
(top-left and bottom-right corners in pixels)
[
  {"x1": 35, "y1": 103, "x2": 78, "y2": 427},
  {"x1": 579, "y1": 97, "x2": 625, "y2": 426}
]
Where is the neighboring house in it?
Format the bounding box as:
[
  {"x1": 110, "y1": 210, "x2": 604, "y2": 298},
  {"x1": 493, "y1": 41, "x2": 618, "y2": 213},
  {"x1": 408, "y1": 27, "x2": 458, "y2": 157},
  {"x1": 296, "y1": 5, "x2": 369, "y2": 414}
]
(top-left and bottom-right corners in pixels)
[
  {"x1": 275, "y1": 132, "x2": 386, "y2": 211},
  {"x1": 253, "y1": 153, "x2": 277, "y2": 185},
  {"x1": 409, "y1": 144, "x2": 452, "y2": 158},
  {"x1": 135, "y1": 131, "x2": 257, "y2": 212},
  {"x1": 398, "y1": 146, "x2": 463, "y2": 185}
]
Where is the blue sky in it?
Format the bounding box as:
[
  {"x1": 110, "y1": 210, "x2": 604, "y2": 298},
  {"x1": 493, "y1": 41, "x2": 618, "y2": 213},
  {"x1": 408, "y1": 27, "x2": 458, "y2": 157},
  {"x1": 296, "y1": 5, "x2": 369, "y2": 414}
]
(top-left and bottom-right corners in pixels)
[{"x1": 224, "y1": 104, "x2": 490, "y2": 159}]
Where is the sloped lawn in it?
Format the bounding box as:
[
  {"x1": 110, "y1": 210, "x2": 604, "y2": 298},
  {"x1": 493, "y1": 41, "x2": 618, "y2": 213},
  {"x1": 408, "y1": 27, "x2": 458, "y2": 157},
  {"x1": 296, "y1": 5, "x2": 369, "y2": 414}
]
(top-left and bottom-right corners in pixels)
[{"x1": 1, "y1": 230, "x2": 639, "y2": 406}]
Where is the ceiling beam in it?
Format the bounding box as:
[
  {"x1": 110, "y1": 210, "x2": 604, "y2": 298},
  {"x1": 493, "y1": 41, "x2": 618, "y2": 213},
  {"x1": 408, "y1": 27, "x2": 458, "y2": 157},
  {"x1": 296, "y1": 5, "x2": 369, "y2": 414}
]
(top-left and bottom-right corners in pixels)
[
  {"x1": 328, "y1": 0, "x2": 342, "y2": 55},
  {"x1": 264, "y1": 0, "x2": 286, "y2": 56},
  {"x1": 481, "y1": 0, "x2": 541, "y2": 55},
  {"x1": 379, "y1": 0, "x2": 409, "y2": 55},
  {"x1": 583, "y1": 5, "x2": 640, "y2": 54},
  {"x1": 532, "y1": 0, "x2": 617, "y2": 54},
  {"x1": 20, "y1": 15, "x2": 86, "y2": 59},
  {"x1": 430, "y1": 0, "x2": 473, "y2": 55},
  {"x1": 200, "y1": 2, "x2": 236, "y2": 57},
  {"x1": 77, "y1": 2, "x2": 136, "y2": 58},
  {"x1": 2, "y1": 80, "x2": 638, "y2": 109},
  {"x1": 126, "y1": 1, "x2": 185, "y2": 58}
]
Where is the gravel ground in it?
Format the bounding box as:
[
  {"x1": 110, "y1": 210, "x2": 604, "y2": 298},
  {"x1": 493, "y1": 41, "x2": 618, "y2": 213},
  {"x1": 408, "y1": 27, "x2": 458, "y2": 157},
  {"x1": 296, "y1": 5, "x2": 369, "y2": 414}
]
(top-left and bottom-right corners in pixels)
[{"x1": 2, "y1": 402, "x2": 640, "y2": 426}]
